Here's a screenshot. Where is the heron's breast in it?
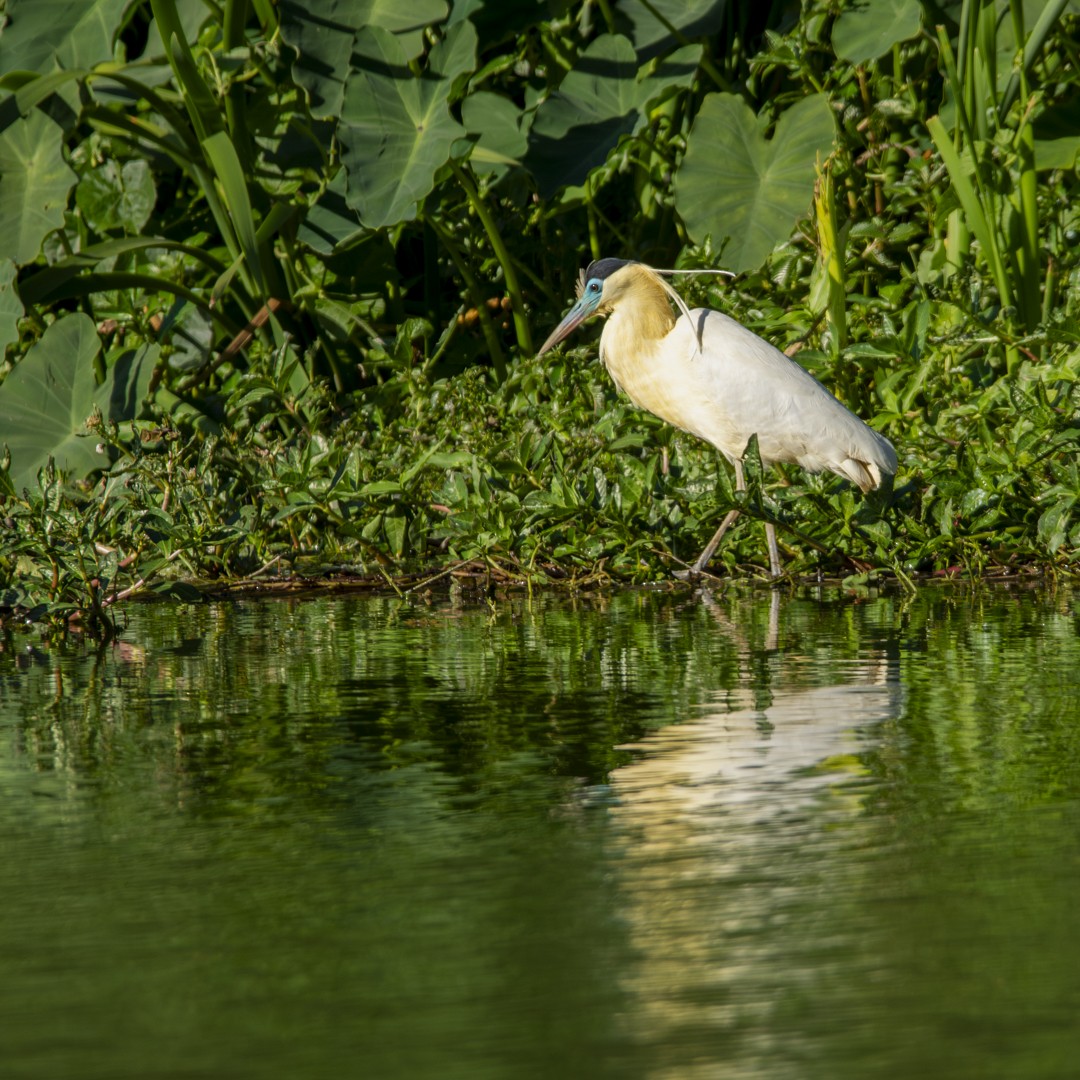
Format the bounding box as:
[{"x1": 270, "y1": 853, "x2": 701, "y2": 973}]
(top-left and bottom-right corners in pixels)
[{"x1": 600, "y1": 327, "x2": 741, "y2": 455}]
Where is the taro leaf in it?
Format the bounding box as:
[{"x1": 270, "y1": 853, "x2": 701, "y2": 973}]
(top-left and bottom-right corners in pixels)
[
  {"x1": 0, "y1": 315, "x2": 102, "y2": 489},
  {"x1": 612, "y1": 0, "x2": 727, "y2": 61},
  {"x1": 298, "y1": 170, "x2": 363, "y2": 254},
  {"x1": 100, "y1": 341, "x2": 159, "y2": 421},
  {"x1": 461, "y1": 91, "x2": 529, "y2": 175},
  {"x1": 1032, "y1": 98, "x2": 1080, "y2": 170},
  {"x1": 140, "y1": 0, "x2": 212, "y2": 61},
  {"x1": 249, "y1": 89, "x2": 332, "y2": 195},
  {"x1": 447, "y1": 0, "x2": 546, "y2": 49},
  {"x1": 642, "y1": 44, "x2": 702, "y2": 108},
  {"x1": 0, "y1": 109, "x2": 77, "y2": 266},
  {"x1": 0, "y1": 0, "x2": 131, "y2": 75},
  {"x1": 1034, "y1": 136, "x2": 1080, "y2": 170},
  {"x1": 0, "y1": 316, "x2": 159, "y2": 489},
  {"x1": 527, "y1": 34, "x2": 670, "y2": 198},
  {"x1": 75, "y1": 159, "x2": 156, "y2": 235},
  {"x1": 0, "y1": 259, "x2": 24, "y2": 356},
  {"x1": 674, "y1": 92, "x2": 836, "y2": 273},
  {"x1": 832, "y1": 0, "x2": 922, "y2": 64},
  {"x1": 281, "y1": 0, "x2": 449, "y2": 118},
  {"x1": 340, "y1": 22, "x2": 474, "y2": 228}
]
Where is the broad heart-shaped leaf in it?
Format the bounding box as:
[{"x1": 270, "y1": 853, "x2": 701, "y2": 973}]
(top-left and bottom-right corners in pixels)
[
  {"x1": 526, "y1": 35, "x2": 699, "y2": 198},
  {"x1": 0, "y1": 315, "x2": 101, "y2": 490},
  {"x1": 0, "y1": 317, "x2": 159, "y2": 489},
  {"x1": 832, "y1": 0, "x2": 922, "y2": 64},
  {"x1": 613, "y1": 0, "x2": 726, "y2": 61},
  {"x1": 340, "y1": 22, "x2": 474, "y2": 228},
  {"x1": 280, "y1": 0, "x2": 448, "y2": 118},
  {"x1": 298, "y1": 170, "x2": 363, "y2": 254},
  {"x1": 0, "y1": 259, "x2": 23, "y2": 357},
  {"x1": 0, "y1": 0, "x2": 131, "y2": 75},
  {"x1": 0, "y1": 110, "x2": 77, "y2": 266},
  {"x1": 674, "y1": 93, "x2": 837, "y2": 273}
]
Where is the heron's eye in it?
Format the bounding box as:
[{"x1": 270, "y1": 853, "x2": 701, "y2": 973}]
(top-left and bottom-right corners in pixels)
[{"x1": 588, "y1": 280, "x2": 601, "y2": 294}]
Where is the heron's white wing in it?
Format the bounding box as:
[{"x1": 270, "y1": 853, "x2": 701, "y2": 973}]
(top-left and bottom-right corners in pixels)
[{"x1": 675, "y1": 310, "x2": 896, "y2": 485}]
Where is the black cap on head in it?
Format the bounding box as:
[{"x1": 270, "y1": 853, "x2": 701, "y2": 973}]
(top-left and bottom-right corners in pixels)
[{"x1": 583, "y1": 258, "x2": 631, "y2": 282}]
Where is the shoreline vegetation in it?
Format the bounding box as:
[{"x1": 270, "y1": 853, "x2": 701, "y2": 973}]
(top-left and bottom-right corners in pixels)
[{"x1": 1, "y1": 0, "x2": 1079, "y2": 636}]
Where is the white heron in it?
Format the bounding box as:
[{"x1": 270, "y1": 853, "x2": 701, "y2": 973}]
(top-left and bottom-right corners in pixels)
[{"x1": 536, "y1": 258, "x2": 897, "y2": 576}]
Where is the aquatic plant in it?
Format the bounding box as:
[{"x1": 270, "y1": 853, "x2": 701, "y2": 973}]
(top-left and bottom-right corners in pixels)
[{"x1": 1, "y1": 0, "x2": 1078, "y2": 630}]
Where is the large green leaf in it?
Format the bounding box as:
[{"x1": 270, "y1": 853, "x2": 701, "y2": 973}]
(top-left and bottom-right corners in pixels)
[
  {"x1": 674, "y1": 93, "x2": 837, "y2": 272},
  {"x1": 613, "y1": 0, "x2": 727, "y2": 60},
  {"x1": 339, "y1": 22, "x2": 474, "y2": 228},
  {"x1": 0, "y1": 315, "x2": 159, "y2": 489},
  {"x1": 526, "y1": 35, "x2": 699, "y2": 197},
  {"x1": 0, "y1": 259, "x2": 23, "y2": 357},
  {"x1": 0, "y1": 109, "x2": 77, "y2": 265},
  {"x1": 461, "y1": 91, "x2": 529, "y2": 175},
  {"x1": 0, "y1": 315, "x2": 102, "y2": 489},
  {"x1": 832, "y1": 0, "x2": 922, "y2": 64},
  {"x1": 0, "y1": 0, "x2": 131, "y2": 75},
  {"x1": 281, "y1": 0, "x2": 448, "y2": 118},
  {"x1": 298, "y1": 171, "x2": 363, "y2": 254},
  {"x1": 527, "y1": 35, "x2": 640, "y2": 197}
]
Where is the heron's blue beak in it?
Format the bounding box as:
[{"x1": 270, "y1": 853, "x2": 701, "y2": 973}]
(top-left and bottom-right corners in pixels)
[{"x1": 536, "y1": 296, "x2": 597, "y2": 357}]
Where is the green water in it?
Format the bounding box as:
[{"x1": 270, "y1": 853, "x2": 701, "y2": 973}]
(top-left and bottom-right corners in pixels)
[{"x1": 2, "y1": 586, "x2": 1079, "y2": 1079}]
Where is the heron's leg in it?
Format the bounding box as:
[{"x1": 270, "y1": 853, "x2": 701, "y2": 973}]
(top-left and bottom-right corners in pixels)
[
  {"x1": 764, "y1": 521, "x2": 782, "y2": 578},
  {"x1": 690, "y1": 460, "x2": 745, "y2": 573}
]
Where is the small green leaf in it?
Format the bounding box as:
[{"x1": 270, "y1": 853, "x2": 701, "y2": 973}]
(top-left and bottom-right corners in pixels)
[
  {"x1": 360, "y1": 480, "x2": 403, "y2": 496},
  {"x1": 75, "y1": 159, "x2": 157, "y2": 235}
]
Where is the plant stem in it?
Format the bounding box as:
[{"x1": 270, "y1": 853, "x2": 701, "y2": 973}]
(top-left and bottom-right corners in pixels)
[
  {"x1": 451, "y1": 161, "x2": 533, "y2": 356},
  {"x1": 428, "y1": 216, "x2": 508, "y2": 382}
]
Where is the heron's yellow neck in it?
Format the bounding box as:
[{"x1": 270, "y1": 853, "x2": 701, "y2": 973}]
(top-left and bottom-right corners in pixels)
[{"x1": 603, "y1": 269, "x2": 676, "y2": 349}]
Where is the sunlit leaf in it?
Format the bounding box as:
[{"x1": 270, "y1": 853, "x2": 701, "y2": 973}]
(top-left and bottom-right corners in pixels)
[
  {"x1": 675, "y1": 93, "x2": 836, "y2": 272},
  {"x1": 281, "y1": 0, "x2": 449, "y2": 118},
  {"x1": 832, "y1": 0, "x2": 922, "y2": 64},
  {"x1": 340, "y1": 22, "x2": 474, "y2": 227},
  {"x1": 0, "y1": 0, "x2": 130, "y2": 75}
]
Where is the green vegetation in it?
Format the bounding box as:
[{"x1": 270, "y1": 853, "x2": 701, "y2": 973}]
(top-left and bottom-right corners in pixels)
[{"x1": 1, "y1": 0, "x2": 1079, "y2": 633}]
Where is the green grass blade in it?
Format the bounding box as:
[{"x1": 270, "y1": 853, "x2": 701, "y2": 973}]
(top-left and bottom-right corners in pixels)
[
  {"x1": 202, "y1": 130, "x2": 264, "y2": 296},
  {"x1": 20, "y1": 270, "x2": 238, "y2": 332},
  {"x1": 999, "y1": 0, "x2": 1071, "y2": 119},
  {"x1": 151, "y1": 0, "x2": 222, "y2": 143},
  {"x1": 926, "y1": 114, "x2": 1012, "y2": 309}
]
